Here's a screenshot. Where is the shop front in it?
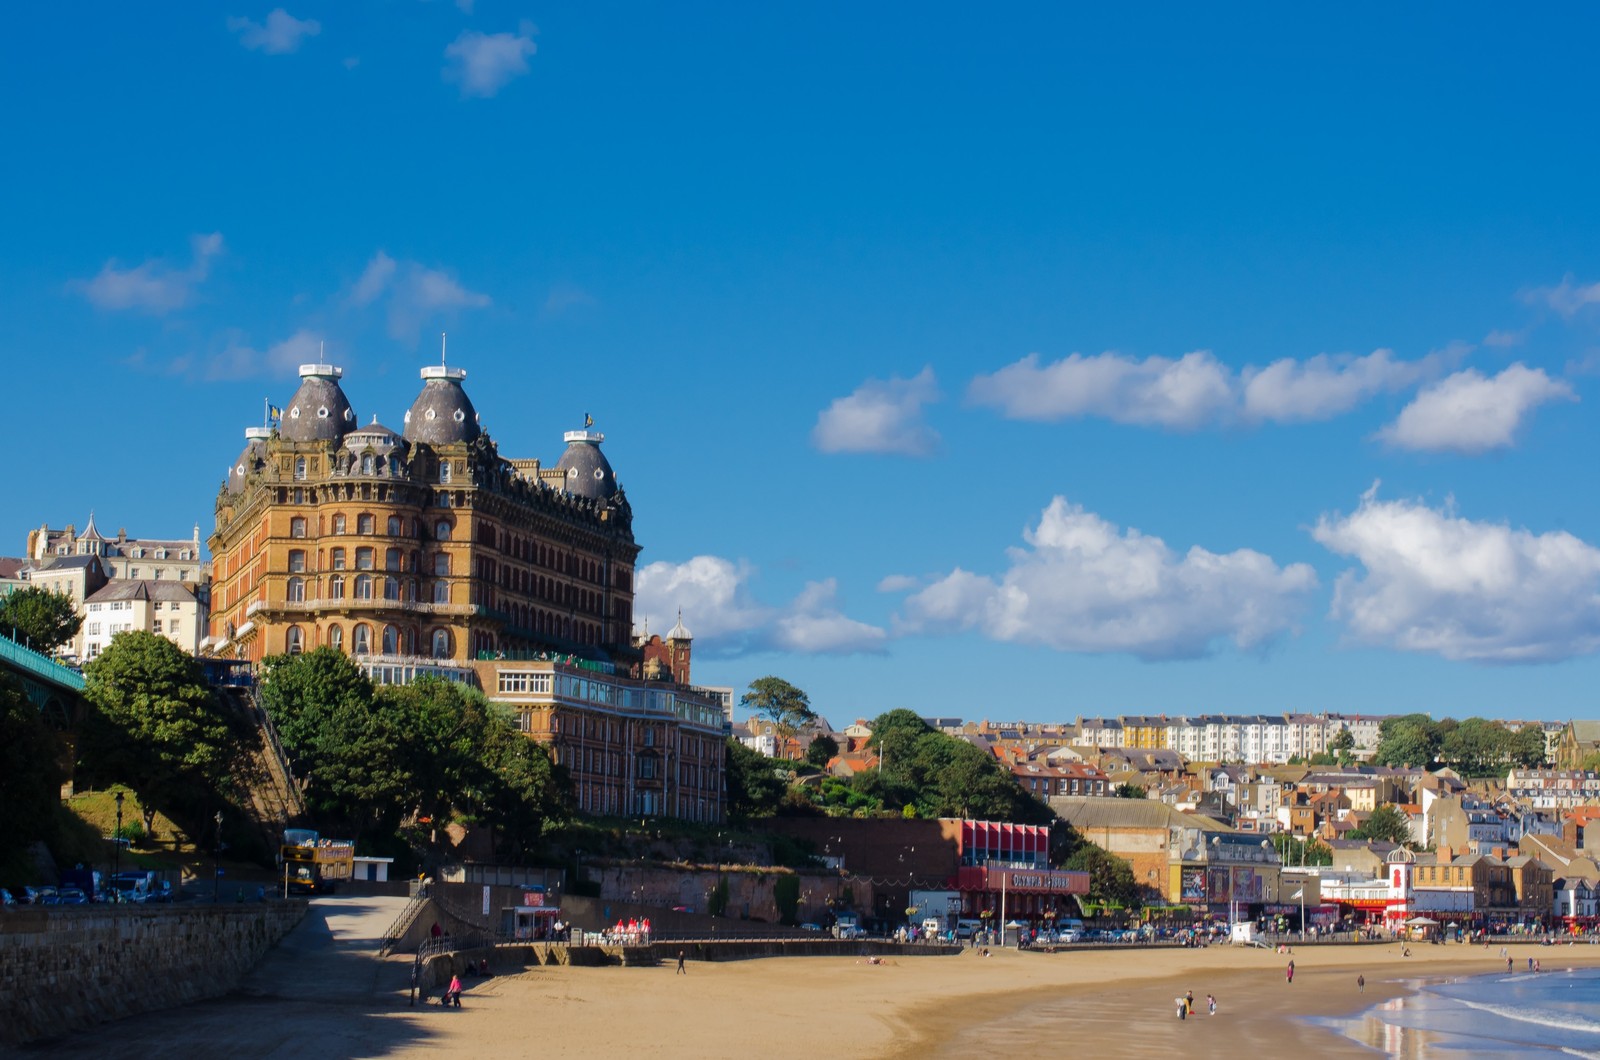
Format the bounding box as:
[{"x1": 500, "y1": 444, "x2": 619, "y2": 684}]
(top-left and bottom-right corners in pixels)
[{"x1": 956, "y1": 864, "x2": 1090, "y2": 924}]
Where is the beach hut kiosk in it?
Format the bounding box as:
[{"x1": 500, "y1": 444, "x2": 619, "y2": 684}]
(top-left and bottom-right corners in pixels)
[
  {"x1": 1405, "y1": 915, "x2": 1440, "y2": 941},
  {"x1": 502, "y1": 904, "x2": 561, "y2": 940}
]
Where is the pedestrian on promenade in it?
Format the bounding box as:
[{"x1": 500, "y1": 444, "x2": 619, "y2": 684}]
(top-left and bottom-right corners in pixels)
[
  {"x1": 1286, "y1": 959, "x2": 1295, "y2": 984},
  {"x1": 676, "y1": 948, "x2": 687, "y2": 975}
]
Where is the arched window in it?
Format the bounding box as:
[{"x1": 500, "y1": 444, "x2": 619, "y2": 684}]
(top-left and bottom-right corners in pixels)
[
  {"x1": 439, "y1": 462, "x2": 452, "y2": 484},
  {"x1": 352, "y1": 624, "x2": 371, "y2": 655},
  {"x1": 383, "y1": 577, "x2": 399, "y2": 601},
  {"x1": 389, "y1": 455, "x2": 402, "y2": 476},
  {"x1": 386, "y1": 548, "x2": 402, "y2": 571},
  {"x1": 433, "y1": 581, "x2": 450, "y2": 604},
  {"x1": 435, "y1": 520, "x2": 452, "y2": 541},
  {"x1": 355, "y1": 574, "x2": 373, "y2": 600},
  {"x1": 406, "y1": 580, "x2": 418, "y2": 602},
  {"x1": 387, "y1": 515, "x2": 402, "y2": 536},
  {"x1": 288, "y1": 549, "x2": 306, "y2": 573},
  {"x1": 287, "y1": 577, "x2": 305, "y2": 602},
  {"x1": 286, "y1": 626, "x2": 304, "y2": 654},
  {"x1": 431, "y1": 629, "x2": 451, "y2": 659},
  {"x1": 433, "y1": 553, "x2": 450, "y2": 576},
  {"x1": 328, "y1": 624, "x2": 342, "y2": 652},
  {"x1": 382, "y1": 625, "x2": 398, "y2": 654},
  {"x1": 294, "y1": 457, "x2": 306, "y2": 481},
  {"x1": 333, "y1": 514, "x2": 347, "y2": 535},
  {"x1": 290, "y1": 517, "x2": 307, "y2": 538},
  {"x1": 331, "y1": 547, "x2": 346, "y2": 570},
  {"x1": 361, "y1": 454, "x2": 374, "y2": 475},
  {"x1": 329, "y1": 575, "x2": 345, "y2": 599}
]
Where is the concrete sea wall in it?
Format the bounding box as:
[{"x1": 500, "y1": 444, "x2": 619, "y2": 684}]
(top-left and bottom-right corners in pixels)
[{"x1": 0, "y1": 902, "x2": 306, "y2": 1049}]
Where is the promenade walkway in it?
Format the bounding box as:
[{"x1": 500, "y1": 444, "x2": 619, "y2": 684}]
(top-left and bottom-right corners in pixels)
[{"x1": 26, "y1": 894, "x2": 433, "y2": 1058}]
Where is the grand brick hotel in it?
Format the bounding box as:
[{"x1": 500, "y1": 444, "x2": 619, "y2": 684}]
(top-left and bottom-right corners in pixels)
[{"x1": 208, "y1": 361, "x2": 726, "y2": 822}]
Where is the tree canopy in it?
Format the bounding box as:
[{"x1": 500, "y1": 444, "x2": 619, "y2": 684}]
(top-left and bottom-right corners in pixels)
[
  {"x1": 741, "y1": 676, "x2": 815, "y2": 755},
  {"x1": 1063, "y1": 843, "x2": 1142, "y2": 908},
  {"x1": 1372, "y1": 713, "x2": 1546, "y2": 775},
  {"x1": 863, "y1": 709, "x2": 1053, "y2": 823},
  {"x1": 0, "y1": 586, "x2": 82, "y2": 655},
  {"x1": 80, "y1": 631, "x2": 246, "y2": 837},
  {"x1": 0, "y1": 673, "x2": 68, "y2": 865},
  {"x1": 1351, "y1": 804, "x2": 1415, "y2": 846},
  {"x1": 724, "y1": 737, "x2": 788, "y2": 821}
]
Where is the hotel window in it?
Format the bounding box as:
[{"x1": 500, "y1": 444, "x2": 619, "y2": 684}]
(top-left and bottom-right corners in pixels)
[
  {"x1": 290, "y1": 517, "x2": 307, "y2": 538},
  {"x1": 439, "y1": 462, "x2": 452, "y2": 483},
  {"x1": 357, "y1": 514, "x2": 375, "y2": 535},
  {"x1": 354, "y1": 575, "x2": 373, "y2": 600},
  {"x1": 329, "y1": 575, "x2": 344, "y2": 599},
  {"x1": 294, "y1": 457, "x2": 306, "y2": 481},
  {"x1": 387, "y1": 515, "x2": 402, "y2": 536},
  {"x1": 435, "y1": 520, "x2": 452, "y2": 541},
  {"x1": 433, "y1": 553, "x2": 450, "y2": 576},
  {"x1": 288, "y1": 550, "x2": 306, "y2": 573},
  {"x1": 331, "y1": 547, "x2": 346, "y2": 570},
  {"x1": 130, "y1": 567, "x2": 140, "y2": 578},
  {"x1": 384, "y1": 577, "x2": 399, "y2": 601},
  {"x1": 382, "y1": 625, "x2": 398, "y2": 654},
  {"x1": 432, "y1": 581, "x2": 450, "y2": 604},
  {"x1": 333, "y1": 514, "x2": 347, "y2": 535},
  {"x1": 361, "y1": 454, "x2": 375, "y2": 475},
  {"x1": 352, "y1": 624, "x2": 371, "y2": 655},
  {"x1": 431, "y1": 629, "x2": 451, "y2": 658},
  {"x1": 286, "y1": 626, "x2": 304, "y2": 654},
  {"x1": 386, "y1": 548, "x2": 402, "y2": 572},
  {"x1": 287, "y1": 577, "x2": 305, "y2": 602},
  {"x1": 328, "y1": 624, "x2": 342, "y2": 651},
  {"x1": 356, "y1": 547, "x2": 374, "y2": 570}
]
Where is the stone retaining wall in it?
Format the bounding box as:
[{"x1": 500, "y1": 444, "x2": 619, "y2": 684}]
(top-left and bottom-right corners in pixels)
[{"x1": 0, "y1": 902, "x2": 306, "y2": 1048}]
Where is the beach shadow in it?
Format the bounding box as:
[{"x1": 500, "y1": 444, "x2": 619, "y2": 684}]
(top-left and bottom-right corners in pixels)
[{"x1": 22, "y1": 895, "x2": 449, "y2": 1059}]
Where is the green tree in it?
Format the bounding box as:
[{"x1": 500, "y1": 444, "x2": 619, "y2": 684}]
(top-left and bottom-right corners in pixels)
[
  {"x1": 865, "y1": 710, "x2": 1052, "y2": 823},
  {"x1": 469, "y1": 704, "x2": 572, "y2": 863},
  {"x1": 741, "y1": 676, "x2": 815, "y2": 757},
  {"x1": 0, "y1": 586, "x2": 82, "y2": 655},
  {"x1": 725, "y1": 738, "x2": 787, "y2": 820},
  {"x1": 1270, "y1": 832, "x2": 1332, "y2": 867},
  {"x1": 1114, "y1": 783, "x2": 1147, "y2": 799},
  {"x1": 1372, "y1": 715, "x2": 1441, "y2": 768},
  {"x1": 1441, "y1": 718, "x2": 1515, "y2": 777},
  {"x1": 773, "y1": 874, "x2": 800, "y2": 925},
  {"x1": 0, "y1": 674, "x2": 68, "y2": 864},
  {"x1": 80, "y1": 632, "x2": 244, "y2": 837},
  {"x1": 1330, "y1": 728, "x2": 1356, "y2": 765},
  {"x1": 805, "y1": 733, "x2": 839, "y2": 768},
  {"x1": 1351, "y1": 804, "x2": 1414, "y2": 846},
  {"x1": 1064, "y1": 843, "x2": 1142, "y2": 908},
  {"x1": 1509, "y1": 726, "x2": 1548, "y2": 769}
]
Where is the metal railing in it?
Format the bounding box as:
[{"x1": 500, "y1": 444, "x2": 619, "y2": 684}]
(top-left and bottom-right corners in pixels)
[{"x1": 0, "y1": 635, "x2": 86, "y2": 690}]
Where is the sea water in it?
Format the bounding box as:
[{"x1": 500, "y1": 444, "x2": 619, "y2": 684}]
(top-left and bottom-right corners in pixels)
[{"x1": 1319, "y1": 964, "x2": 1600, "y2": 1057}]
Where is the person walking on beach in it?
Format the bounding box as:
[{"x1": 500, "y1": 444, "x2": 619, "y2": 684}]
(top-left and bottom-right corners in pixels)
[
  {"x1": 676, "y1": 949, "x2": 687, "y2": 975},
  {"x1": 1207, "y1": 993, "x2": 1216, "y2": 1015},
  {"x1": 1357, "y1": 975, "x2": 1364, "y2": 993},
  {"x1": 1507, "y1": 957, "x2": 1513, "y2": 973},
  {"x1": 1185, "y1": 990, "x2": 1194, "y2": 1015},
  {"x1": 1286, "y1": 959, "x2": 1295, "y2": 984}
]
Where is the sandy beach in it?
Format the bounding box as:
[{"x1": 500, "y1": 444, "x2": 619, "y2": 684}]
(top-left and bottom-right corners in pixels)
[{"x1": 30, "y1": 897, "x2": 1600, "y2": 1060}]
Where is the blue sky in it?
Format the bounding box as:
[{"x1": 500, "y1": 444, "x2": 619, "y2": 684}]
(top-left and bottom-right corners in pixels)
[{"x1": 5, "y1": 4, "x2": 1599, "y2": 723}]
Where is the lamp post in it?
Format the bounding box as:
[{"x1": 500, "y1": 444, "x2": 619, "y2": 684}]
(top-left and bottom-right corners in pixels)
[
  {"x1": 112, "y1": 791, "x2": 125, "y2": 902},
  {"x1": 212, "y1": 811, "x2": 224, "y2": 903}
]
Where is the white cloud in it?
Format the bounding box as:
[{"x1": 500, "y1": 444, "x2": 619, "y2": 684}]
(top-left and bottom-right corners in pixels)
[
  {"x1": 201, "y1": 328, "x2": 324, "y2": 381},
  {"x1": 772, "y1": 579, "x2": 889, "y2": 654},
  {"x1": 875, "y1": 574, "x2": 922, "y2": 593},
  {"x1": 1526, "y1": 275, "x2": 1600, "y2": 318},
  {"x1": 228, "y1": 9, "x2": 321, "y2": 54},
  {"x1": 1313, "y1": 487, "x2": 1600, "y2": 663},
  {"x1": 443, "y1": 25, "x2": 537, "y2": 98},
  {"x1": 74, "y1": 232, "x2": 224, "y2": 314},
  {"x1": 967, "y1": 350, "x2": 1235, "y2": 430},
  {"x1": 347, "y1": 251, "x2": 490, "y2": 340},
  {"x1": 1376, "y1": 364, "x2": 1575, "y2": 453},
  {"x1": 812, "y1": 367, "x2": 941, "y2": 456},
  {"x1": 1241, "y1": 347, "x2": 1455, "y2": 423},
  {"x1": 1483, "y1": 329, "x2": 1526, "y2": 349},
  {"x1": 894, "y1": 498, "x2": 1317, "y2": 660},
  {"x1": 543, "y1": 283, "x2": 597, "y2": 316},
  {"x1": 635, "y1": 557, "x2": 886, "y2": 656}
]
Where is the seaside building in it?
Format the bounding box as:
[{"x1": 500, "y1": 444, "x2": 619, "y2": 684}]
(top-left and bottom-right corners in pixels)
[
  {"x1": 206, "y1": 358, "x2": 724, "y2": 823},
  {"x1": 81, "y1": 580, "x2": 206, "y2": 658}
]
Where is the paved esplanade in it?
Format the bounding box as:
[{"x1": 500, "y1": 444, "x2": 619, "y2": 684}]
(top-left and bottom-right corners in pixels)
[{"x1": 26, "y1": 894, "x2": 440, "y2": 1058}]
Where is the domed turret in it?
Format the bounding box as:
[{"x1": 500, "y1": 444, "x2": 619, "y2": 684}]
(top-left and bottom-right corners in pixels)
[
  {"x1": 553, "y1": 428, "x2": 618, "y2": 500},
  {"x1": 227, "y1": 426, "x2": 272, "y2": 494},
  {"x1": 402, "y1": 365, "x2": 481, "y2": 445},
  {"x1": 279, "y1": 363, "x2": 357, "y2": 443}
]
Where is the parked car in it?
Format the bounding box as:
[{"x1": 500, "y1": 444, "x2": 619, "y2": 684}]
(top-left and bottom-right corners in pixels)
[
  {"x1": 33, "y1": 887, "x2": 60, "y2": 905},
  {"x1": 55, "y1": 887, "x2": 90, "y2": 906},
  {"x1": 0, "y1": 888, "x2": 15, "y2": 906}
]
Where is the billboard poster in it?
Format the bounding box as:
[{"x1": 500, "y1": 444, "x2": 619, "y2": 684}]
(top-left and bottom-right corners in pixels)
[
  {"x1": 1207, "y1": 868, "x2": 1230, "y2": 902},
  {"x1": 1181, "y1": 868, "x2": 1207, "y2": 902},
  {"x1": 1233, "y1": 867, "x2": 1262, "y2": 903}
]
